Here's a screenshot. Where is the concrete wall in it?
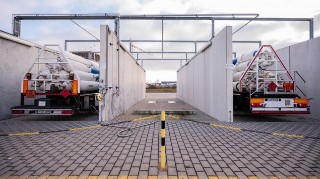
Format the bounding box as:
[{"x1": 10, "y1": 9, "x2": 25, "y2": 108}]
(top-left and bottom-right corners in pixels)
[
  {"x1": 177, "y1": 27, "x2": 233, "y2": 122},
  {"x1": 277, "y1": 37, "x2": 320, "y2": 119},
  {"x1": 0, "y1": 33, "x2": 57, "y2": 120},
  {"x1": 100, "y1": 25, "x2": 146, "y2": 122}
]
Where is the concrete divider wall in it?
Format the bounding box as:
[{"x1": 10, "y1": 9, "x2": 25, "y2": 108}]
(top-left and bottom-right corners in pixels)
[
  {"x1": 177, "y1": 27, "x2": 233, "y2": 122},
  {"x1": 0, "y1": 33, "x2": 57, "y2": 120},
  {"x1": 100, "y1": 25, "x2": 146, "y2": 122},
  {"x1": 277, "y1": 37, "x2": 320, "y2": 119}
]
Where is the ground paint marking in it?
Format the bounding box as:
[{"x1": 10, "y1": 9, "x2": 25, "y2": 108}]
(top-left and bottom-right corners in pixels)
[
  {"x1": 272, "y1": 132, "x2": 304, "y2": 138},
  {"x1": 168, "y1": 101, "x2": 176, "y2": 103},
  {"x1": 8, "y1": 132, "x2": 40, "y2": 136},
  {"x1": 168, "y1": 115, "x2": 181, "y2": 120},
  {"x1": 148, "y1": 101, "x2": 156, "y2": 103},
  {"x1": 132, "y1": 115, "x2": 159, "y2": 122},
  {"x1": 210, "y1": 123, "x2": 242, "y2": 131},
  {"x1": 69, "y1": 125, "x2": 102, "y2": 131}
]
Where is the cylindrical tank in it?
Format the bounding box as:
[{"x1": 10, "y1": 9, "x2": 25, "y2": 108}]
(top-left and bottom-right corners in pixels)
[
  {"x1": 75, "y1": 70, "x2": 98, "y2": 81},
  {"x1": 37, "y1": 52, "x2": 100, "y2": 93},
  {"x1": 80, "y1": 81, "x2": 99, "y2": 92},
  {"x1": 233, "y1": 82, "x2": 240, "y2": 92},
  {"x1": 233, "y1": 72, "x2": 244, "y2": 82},
  {"x1": 238, "y1": 50, "x2": 257, "y2": 64}
]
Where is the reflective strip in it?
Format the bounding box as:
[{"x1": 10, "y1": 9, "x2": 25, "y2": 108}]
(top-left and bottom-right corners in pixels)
[
  {"x1": 161, "y1": 111, "x2": 165, "y2": 121},
  {"x1": 161, "y1": 129, "x2": 165, "y2": 138},
  {"x1": 160, "y1": 145, "x2": 166, "y2": 169},
  {"x1": 252, "y1": 107, "x2": 308, "y2": 111}
]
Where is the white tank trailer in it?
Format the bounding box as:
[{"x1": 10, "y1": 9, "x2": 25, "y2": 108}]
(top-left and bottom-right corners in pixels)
[
  {"x1": 12, "y1": 45, "x2": 100, "y2": 116},
  {"x1": 232, "y1": 45, "x2": 310, "y2": 114}
]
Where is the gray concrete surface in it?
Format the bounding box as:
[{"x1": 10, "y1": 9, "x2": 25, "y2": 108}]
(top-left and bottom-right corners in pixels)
[
  {"x1": 99, "y1": 26, "x2": 146, "y2": 122},
  {"x1": 0, "y1": 93, "x2": 319, "y2": 178},
  {"x1": 277, "y1": 37, "x2": 320, "y2": 120},
  {"x1": 177, "y1": 27, "x2": 233, "y2": 122}
]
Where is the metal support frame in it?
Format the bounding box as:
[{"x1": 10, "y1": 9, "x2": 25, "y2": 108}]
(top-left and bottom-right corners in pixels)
[
  {"x1": 211, "y1": 19, "x2": 215, "y2": 38},
  {"x1": 18, "y1": 13, "x2": 312, "y2": 65},
  {"x1": 115, "y1": 16, "x2": 120, "y2": 37},
  {"x1": 64, "y1": 39, "x2": 262, "y2": 63},
  {"x1": 12, "y1": 13, "x2": 314, "y2": 39}
]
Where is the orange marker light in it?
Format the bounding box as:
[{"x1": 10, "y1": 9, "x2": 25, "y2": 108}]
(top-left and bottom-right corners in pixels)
[
  {"x1": 294, "y1": 98, "x2": 308, "y2": 105},
  {"x1": 72, "y1": 80, "x2": 78, "y2": 95},
  {"x1": 250, "y1": 98, "x2": 264, "y2": 104},
  {"x1": 23, "y1": 80, "x2": 28, "y2": 94}
]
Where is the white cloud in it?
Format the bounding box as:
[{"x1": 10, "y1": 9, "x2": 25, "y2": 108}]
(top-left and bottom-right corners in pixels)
[{"x1": 1, "y1": 0, "x2": 320, "y2": 82}]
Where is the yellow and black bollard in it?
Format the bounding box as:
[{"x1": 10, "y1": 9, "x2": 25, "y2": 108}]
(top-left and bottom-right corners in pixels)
[{"x1": 160, "y1": 111, "x2": 166, "y2": 170}]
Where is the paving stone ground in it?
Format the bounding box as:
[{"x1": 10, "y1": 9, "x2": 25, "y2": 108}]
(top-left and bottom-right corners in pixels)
[{"x1": 0, "y1": 93, "x2": 319, "y2": 178}]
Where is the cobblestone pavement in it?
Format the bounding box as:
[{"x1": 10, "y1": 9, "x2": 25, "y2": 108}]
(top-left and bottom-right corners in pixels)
[{"x1": 0, "y1": 93, "x2": 319, "y2": 178}]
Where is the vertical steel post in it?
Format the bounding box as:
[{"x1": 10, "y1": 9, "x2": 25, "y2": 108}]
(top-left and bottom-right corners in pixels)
[
  {"x1": 309, "y1": 19, "x2": 314, "y2": 39},
  {"x1": 129, "y1": 40, "x2": 132, "y2": 53},
  {"x1": 64, "y1": 41, "x2": 67, "y2": 51},
  {"x1": 162, "y1": 19, "x2": 164, "y2": 59},
  {"x1": 12, "y1": 17, "x2": 21, "y2": 37},
  {"x1": 160, "y1": 111, "x2": 166, "y2": 170},
  {"x1": 211, "y1": 19, "x2": 215, "y2": 38}
]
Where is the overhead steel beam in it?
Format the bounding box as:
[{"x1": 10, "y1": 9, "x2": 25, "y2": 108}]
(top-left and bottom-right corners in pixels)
[
  {"x1": 64, "y1": 39, "x2": 262, "y2": 52},
  {"x1": 212, "y1": 17, "x2": 312, "y2": 21},
  {"x1": 13, "y1": 14, "x2": 310, "y2": 21},
  {"x1": 13, "y1": 13, "x2": 314, "y2": 38},
  {"x1": 131, "y1": 51, "x2": 196, "y2": 54},
  {"x1": 137, "y1": 58, "x2": 188, "y2": 61},
  {"x1": 13, "y1": 14, "x2": 213, "y2": 20},
  {"x1": 121, "y1": 40, "x2": 208, "y2": 43}
]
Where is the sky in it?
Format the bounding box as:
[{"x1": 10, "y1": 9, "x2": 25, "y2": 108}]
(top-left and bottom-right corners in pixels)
[{"x1": 1, "y1": 0, "x2": 320, "y2": 82}]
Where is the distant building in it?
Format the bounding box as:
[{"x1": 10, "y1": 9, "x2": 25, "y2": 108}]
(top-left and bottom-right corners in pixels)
[
  {"x1": 146, "y1": 82, "x2": 161, "y2": 88},
  {"x1": 160, "y1": 81, "x2": 176, "y2": 87}
]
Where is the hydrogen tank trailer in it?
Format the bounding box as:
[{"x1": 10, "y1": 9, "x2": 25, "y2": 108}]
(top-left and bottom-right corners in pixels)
[
  {"x1": 11, "y1": 45, "x2": 100, "y2": 116},
  {"x1": 232, "y1": 45, "x2": 310, "y2": 114}
]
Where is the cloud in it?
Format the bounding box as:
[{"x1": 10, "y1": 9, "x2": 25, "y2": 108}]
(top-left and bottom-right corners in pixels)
[{"x1": 1, "y1": 0, "x2": 320, "y2": 82}]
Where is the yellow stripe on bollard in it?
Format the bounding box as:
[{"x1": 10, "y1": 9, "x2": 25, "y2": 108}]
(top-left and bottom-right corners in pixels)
[{"x1": 160, "y1": 111, "x2": 166, "y2": 170}]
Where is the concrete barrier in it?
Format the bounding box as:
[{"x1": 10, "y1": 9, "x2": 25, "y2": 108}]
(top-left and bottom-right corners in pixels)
[
  {"x1": 99, "y1": 25, "x2": 146, "y2": 122},
  {"x1": 177, "y1": 27, "x2": 233, "y2": 122},
  {"x1": 277, "y1": 37, "x2": 320, "y2": 119}
]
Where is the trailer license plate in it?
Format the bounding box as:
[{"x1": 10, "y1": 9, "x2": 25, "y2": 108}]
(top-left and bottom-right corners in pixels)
[
  {"x1": 38, "y1": 101, "x2": 46, "y2": 107},
  {"x1": 37, "y1": 110, "x2": 51, "y2": 114},
  {"x1": 265, "y1": 98, "x2": 294, "y2": 107}
]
